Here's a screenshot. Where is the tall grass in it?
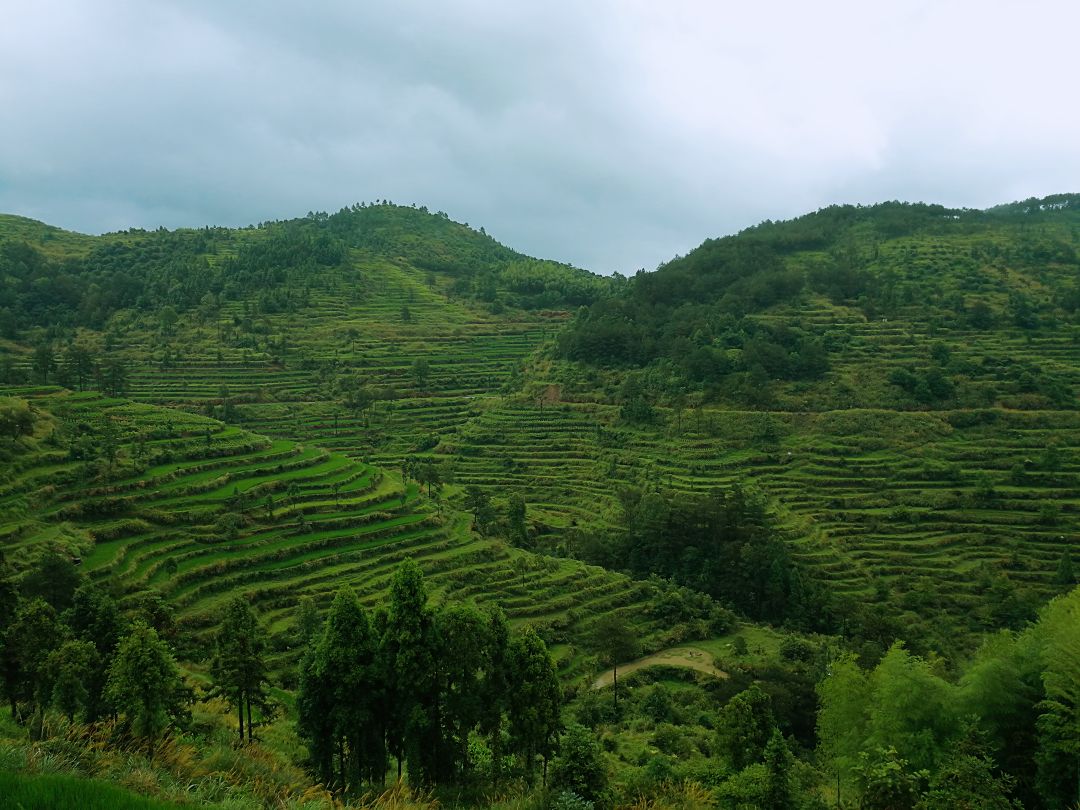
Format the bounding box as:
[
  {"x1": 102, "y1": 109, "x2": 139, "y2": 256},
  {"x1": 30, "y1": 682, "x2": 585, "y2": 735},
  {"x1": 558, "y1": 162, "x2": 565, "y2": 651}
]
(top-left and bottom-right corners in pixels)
[{"x1": 0, "y1": 770, "x2": 184, "y2": 810}]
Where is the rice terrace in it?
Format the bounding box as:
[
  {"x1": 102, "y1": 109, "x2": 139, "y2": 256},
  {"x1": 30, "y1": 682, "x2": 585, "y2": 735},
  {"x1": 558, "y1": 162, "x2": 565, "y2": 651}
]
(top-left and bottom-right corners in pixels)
[
  {"x1": 3, "y1": 3, "x2": 1080, "y2": 806},
  {"x1": 1, "y1": 195, "x2": 1079, "y2": 808}
]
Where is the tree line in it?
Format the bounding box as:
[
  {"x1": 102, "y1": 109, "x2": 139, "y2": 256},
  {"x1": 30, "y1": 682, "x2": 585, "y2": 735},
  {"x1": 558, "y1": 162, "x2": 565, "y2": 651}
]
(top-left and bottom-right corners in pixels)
[
  {"x1": 3, "y1": 539, "x2": 1080, "y2": 808},
  {"x1": 0, "y1": 548, "x2": 563, "y2": 799},
  {"x1": 569, "y1": 486, "x2": 828, "y2": 630},
  {"x1": 0, "y1": 339, "x2": 130, "y2": 395},
  {"x1": 554, "y1": 198, "x2": 1080, "y2": 403},
  {"x1": 0, "y1": 550, "x2": 188, "y2": 739},
  {"x1": 297, "y1": 559, "x2": 561, "y2": 793},
  {"x1": 0, "y1": 219, "x2": 346, "y2": 338}
]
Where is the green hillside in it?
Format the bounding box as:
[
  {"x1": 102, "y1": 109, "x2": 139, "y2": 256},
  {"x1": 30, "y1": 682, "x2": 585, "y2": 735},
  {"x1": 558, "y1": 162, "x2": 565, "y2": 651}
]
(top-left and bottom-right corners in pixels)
[
  {"x1": 441, "y1": 198, "x2": 1080, "y2": 651},
  {"x1": 4, "y1": 198, "x2": 1080, "y2": 651},
  {"x1": 3, "y1": 197, "x2": 1080, "y2": 808},
  {"x1": 0, "y1": 389, "x2": 727, "y2": 681}
]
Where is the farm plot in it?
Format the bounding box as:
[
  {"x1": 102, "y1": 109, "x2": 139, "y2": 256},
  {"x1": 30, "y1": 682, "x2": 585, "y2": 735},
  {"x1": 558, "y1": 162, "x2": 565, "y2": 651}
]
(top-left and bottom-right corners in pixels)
[
  {"x1": 0, "y1": 390, "x2": 704, "y2": 680},
  {"x1": 444, "y1": 392, "x2": 1080, "y2": 620}
]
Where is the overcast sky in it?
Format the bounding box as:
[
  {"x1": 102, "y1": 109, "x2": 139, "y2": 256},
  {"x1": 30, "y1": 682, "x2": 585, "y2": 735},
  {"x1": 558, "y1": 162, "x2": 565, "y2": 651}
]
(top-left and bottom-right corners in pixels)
[{"x1": 2, "y1": 1, "x2": 1079, "y2": 274}]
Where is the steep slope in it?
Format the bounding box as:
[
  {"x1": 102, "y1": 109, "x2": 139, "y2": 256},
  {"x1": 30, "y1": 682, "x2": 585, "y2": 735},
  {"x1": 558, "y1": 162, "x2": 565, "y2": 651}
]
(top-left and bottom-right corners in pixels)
[
  {"x1": 5, "y1": 197, "x2": 1080, "y2": 654},
  {"x1": 0, "y1": 389, "x2": 728, "y2": 679},
  {"x1": 475, "y1": 196, "x2": 1080, "y2": 647}
]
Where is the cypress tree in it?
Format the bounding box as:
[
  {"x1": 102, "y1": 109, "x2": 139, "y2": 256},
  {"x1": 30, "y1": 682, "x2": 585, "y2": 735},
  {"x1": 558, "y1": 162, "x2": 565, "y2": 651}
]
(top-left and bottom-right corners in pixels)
[
  {"x1": 1054, "y1": 551, "x2": 1075, "y2": 585},
  {"x1": 381, "y1": 559, "x2": 437, "y2": 783},
  {"x1": 210, "y1": 597, "x2": 273, "y2": 744},
  {"x1": 297, "y1": 588, "x2": 384, "y2": 791},
  {"x1": 433, "y1": 604, "x2": 490, "y2": 783},
  {"x1": 507, "y1": 625, "x2": 561, "y2": 782}
]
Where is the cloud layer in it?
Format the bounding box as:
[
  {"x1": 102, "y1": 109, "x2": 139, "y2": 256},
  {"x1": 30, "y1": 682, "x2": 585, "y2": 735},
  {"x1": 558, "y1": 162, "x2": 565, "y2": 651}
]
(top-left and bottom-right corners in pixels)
[{"x1": 3, "y1": 0, "x2": 1079, "y2": 273}]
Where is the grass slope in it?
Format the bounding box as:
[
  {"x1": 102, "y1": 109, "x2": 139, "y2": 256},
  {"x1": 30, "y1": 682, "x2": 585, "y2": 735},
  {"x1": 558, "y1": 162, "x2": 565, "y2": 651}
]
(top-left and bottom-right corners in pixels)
[
  {"x1": 0, "y1": 771, "x2": 184, "y2": 810},
  {"x1": 0, "y1": 390, "x2": 718, "y2": 680},
  {"x1": 4, "y1": 197, "x2": 1080, "y2": 646}
]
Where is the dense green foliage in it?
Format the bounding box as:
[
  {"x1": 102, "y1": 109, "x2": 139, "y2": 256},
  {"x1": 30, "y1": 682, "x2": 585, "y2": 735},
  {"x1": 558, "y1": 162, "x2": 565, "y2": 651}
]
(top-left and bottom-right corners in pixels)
[
  {"x1": 3, "y1": 195, "x2": 1080, "y2": 807},
  {"x1": 0, "y1": 203, "x2": 603, "y2": 344},
  {"x1": 558, "y1": 198, "x2": 1080, "y2": 401},
  {"x1": 574, "y1": 486, "x2": 823, "y2": 627},
  {"x1": 816, "y1": 587, "x2": 1080, "y2": 809},
  {"x1": 0, "y1": 220, "x2": 344, "y2": 333},
  {"x1": 297, "y1": 563, "x2": 561, "y2": 793},
  {"x1": 557, "y1": 240, "x2": 827, "y2": 390},
  {"x1": 0, "y1": 535, "x2": 567, "y2": 804},
  {"x1": 105, "y1": 621, "x2": 188, "y2": 741}
]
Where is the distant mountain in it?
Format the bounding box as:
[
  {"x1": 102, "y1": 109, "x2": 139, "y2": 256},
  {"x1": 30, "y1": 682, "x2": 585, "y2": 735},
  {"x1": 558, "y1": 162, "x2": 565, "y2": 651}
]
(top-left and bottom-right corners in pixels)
[
  {"x1": 4, "y1": 195, "x2": 1080, "y2": 656},
  {"x1": 0, "y1": 203, "x2": 606, "y2": 339},
  {"x1": 557, "y1": 196, "x2": 1080, "y2": 408}
]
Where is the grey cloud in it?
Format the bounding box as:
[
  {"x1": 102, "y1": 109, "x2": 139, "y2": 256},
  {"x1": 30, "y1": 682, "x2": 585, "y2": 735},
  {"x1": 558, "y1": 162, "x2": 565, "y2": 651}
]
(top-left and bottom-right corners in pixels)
[{"x1": 2, "y1": 1, "x2": 1080, "y2": 274}]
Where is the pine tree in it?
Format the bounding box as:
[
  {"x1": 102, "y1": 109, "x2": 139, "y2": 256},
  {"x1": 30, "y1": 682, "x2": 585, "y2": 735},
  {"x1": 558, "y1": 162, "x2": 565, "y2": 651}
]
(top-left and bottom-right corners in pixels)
[
  {"x1": 210, "y1": 598, "x2": 274, "y2": 744},
  {"x1": 1054, "y1": 551, "x2": 1075, "y2": 585},
  {"x1": 297, "y1": 644, "x2": 336, "y2": 786},
  {"x1": 318, "y1": 589, "x2": 383, "y2": 789},
  {"x1": 479, "y1": 608, "x2": 512, "y2": 784},
  {"x1": 507, "y1": 625, "x2": 561, "y2": 782},
  {"x1": 43, "y1": 640, "x2": 101, "y2": 721},
  {"x1": 507, "y1": 494, "x2": 527, "y2": 545},
  {"x1": 296, "y1": 595, "x2": 321, "y2": 644},
  {"x1": 592, "y1": 613, "x2": 638, "y2": 712},
  {"x1": 433, "y1": 604, "x2": 491, "y2": 783},
  {"x1": 381, "y1": 559, "x2": 437, "y2": 783},
  {"x1": 63, "y1": 582, "x2": 124, "y2": 657},
  {"x1": 762, "y1": 728, "x2": 794, "y2": 809},
  {"x1": 20, "y1": 550, "x2": 80, "y2": 613},
  {"x1": 2, "y1": 597, "x2": 64, "y2": 716}
]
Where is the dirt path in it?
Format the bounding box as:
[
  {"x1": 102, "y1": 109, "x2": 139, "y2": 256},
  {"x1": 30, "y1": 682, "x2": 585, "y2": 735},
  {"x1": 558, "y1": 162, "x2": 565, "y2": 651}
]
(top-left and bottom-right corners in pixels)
[{"x1": 591, "y1": 646, "x2": 728, "y2": 689}]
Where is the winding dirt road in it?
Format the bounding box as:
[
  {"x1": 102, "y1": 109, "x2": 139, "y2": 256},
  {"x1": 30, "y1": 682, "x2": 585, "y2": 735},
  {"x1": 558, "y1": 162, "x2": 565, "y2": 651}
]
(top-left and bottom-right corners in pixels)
[{"x1": 591, "y1": 646, "x2": 728, "y2": 689}]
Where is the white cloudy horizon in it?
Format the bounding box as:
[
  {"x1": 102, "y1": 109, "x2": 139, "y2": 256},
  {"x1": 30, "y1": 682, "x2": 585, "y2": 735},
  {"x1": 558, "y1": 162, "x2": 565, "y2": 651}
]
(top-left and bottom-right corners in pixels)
[{"x1": 2, "y1": 0, "x2": 1079, "y2": 274}]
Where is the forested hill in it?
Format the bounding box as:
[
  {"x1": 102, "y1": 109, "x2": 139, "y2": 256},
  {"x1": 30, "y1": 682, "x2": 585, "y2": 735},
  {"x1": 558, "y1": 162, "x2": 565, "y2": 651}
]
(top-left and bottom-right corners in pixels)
[
  {"x1": 444, "y1": 194, "x2": 1080, "y2": 658},
  {"x1": 557, "y1": 195, "x2": 1080, "y2": 405},
  {"x1": 4, "y1": 196, "x2": 1080, "y2": 808},
  {"x1": 0, "y1": 202, "x2": 607, "y2": 338}
]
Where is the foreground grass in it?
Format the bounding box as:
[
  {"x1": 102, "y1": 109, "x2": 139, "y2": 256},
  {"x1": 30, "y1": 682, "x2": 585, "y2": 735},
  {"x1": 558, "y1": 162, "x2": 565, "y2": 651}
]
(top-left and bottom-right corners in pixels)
[{"x1": 0, "y1": 771, "x2": 185, "y2": 810}]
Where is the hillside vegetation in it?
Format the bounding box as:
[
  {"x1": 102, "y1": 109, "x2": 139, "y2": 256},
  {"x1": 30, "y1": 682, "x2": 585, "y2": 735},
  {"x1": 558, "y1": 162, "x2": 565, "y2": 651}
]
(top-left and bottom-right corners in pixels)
[
  {"x1": 0, "y1": 389, "x2": 724, "y2": 678},
  {"x1": 2, "y1": 197, "x2": 1080, "y2": 808},
  {"x1": 3, "y1": 197, "x2": 1079, "y2": 649},
  {"x1": 449, "y1": 197, "x2": 1080, "y2": 652}
]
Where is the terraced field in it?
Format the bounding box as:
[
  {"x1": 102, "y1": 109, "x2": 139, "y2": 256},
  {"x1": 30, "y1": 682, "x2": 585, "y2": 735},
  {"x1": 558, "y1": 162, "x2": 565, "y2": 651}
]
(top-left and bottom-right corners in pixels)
[
  {"x1": 4, "y1": 201, "x2": 1080, "y2": 646},
  {"x1": 48, "y1": 256, "x2": 1080, "y2": 632},
  {"x1": 107, "y1": 255, "x2": 564, "y2": 466},
  {"x1": 453, "y1": 398, "x2": 1075, "y2": 600},
  {"x1": 442, "y1": 278, "x2": 1080, "y2": 619},
  {"x1": 0, "y1": 390, "x2": 704, "y2": 679}
]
